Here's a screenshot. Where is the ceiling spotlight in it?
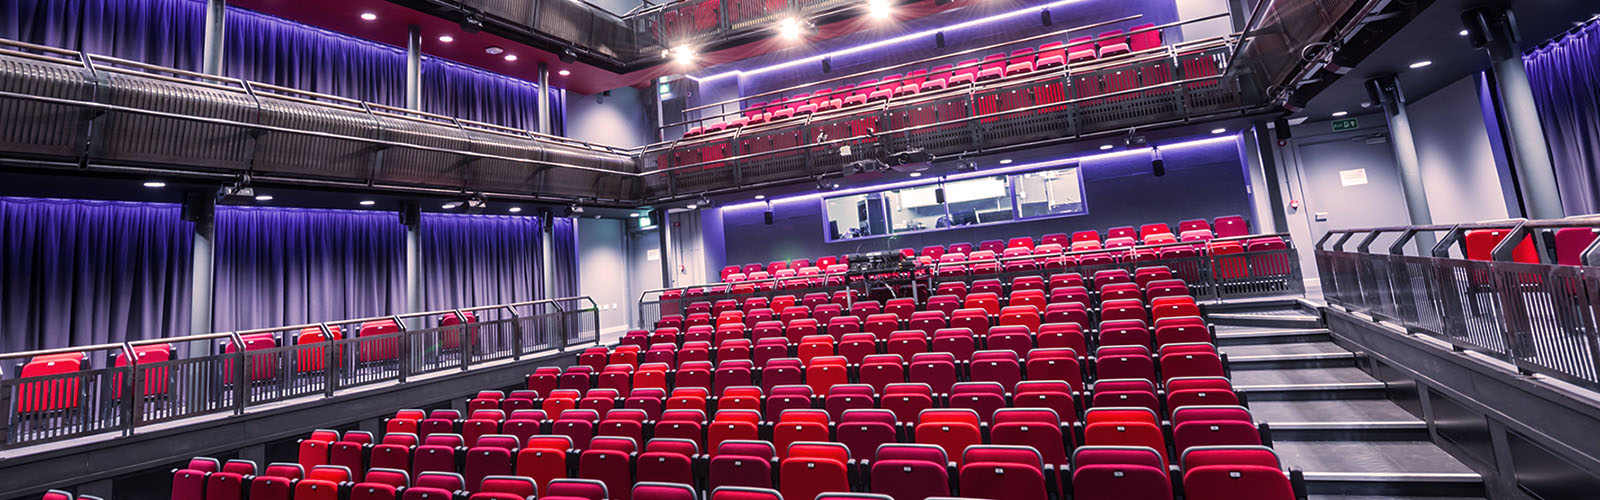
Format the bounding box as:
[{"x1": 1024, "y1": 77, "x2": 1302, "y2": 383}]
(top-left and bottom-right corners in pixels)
[
  {"x1": 1332, "y1": 111, "x2": 1349, "y2": 117},
  {"x1": 670, "y1": 46, "x2": 696, "y2": 65},
  {"x1": 360, "y1": 12, "x2": 377, "y2": 21},
  {"x1": 438, "y1": 35, "x2": 454, "y2": 43},
  {"x1": 1458, "y1": 29, "x2": 1469, "y2": 36},
  {"x1": 1211, "y1": 128, "x2": 1226, "y2": 134},
  {"x1": 359, "y1": 200, "x2": 376, "y2": 206},
  {"x1": 559, "y1": 48, "x2": 578, "y2": 64},
  {"x1": 569, "y1": 202, "x2": 584, "y2": 214},
  {"x1": 255, "y1": 194, "x2": 274, "y2": 201},
  {"x1": 504, "y1": 54, "x2": 518, "y2": 61},
  {"x1": 754, "y1": 194, "x2": 766, "y2": 200},
  {"x1": 485, "y1": 46, "x2": 505, "y2": 55},
  {"x1": 466, "y1": 194, "x2": 487, "y2": 209},
  {"x1": 867, "y1": 0, "x2": 893, "y2": 19},
  {"x1": 999, "y1": 159, "x2": 1013, "y2": 164},
  {"x1": 630, "y1": 213, "x2": 642, "y2": 218},
  {"x1": 686, "y1": 204, "x2": 698, "y2": 210},
  {"x1": 778, "y1": 17, "x2": 804, "y2": 40},
  {"x1": 442, "y1": 202, "x2": 459, "y2": 209},
  {"x1": 142, "y1": 181, "x2": 166, "y2": 188},
  {"x1": 697, "y1": 194, "x2": 712, "y2": 207},
  {"x1": 1408, "y1": 60, "x2": 1432, "y2": 69},
  {"x1": 508, "y1": 207, "x2": 523, "y2": 213},
  {"x1": 1099, "y1": 144, "x2": 1114, "y2": 150},
  {"x1": 909, "y1": 172, "x2": 922, "y2": 177},
  {"x1": 558, "y1": 69, "x2": 571, "y2": 76}
]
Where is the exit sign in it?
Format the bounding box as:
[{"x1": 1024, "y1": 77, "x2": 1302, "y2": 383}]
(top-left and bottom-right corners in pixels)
[{"x1": 1332, "y1": 117, "x2": 1359, "y2": 131}]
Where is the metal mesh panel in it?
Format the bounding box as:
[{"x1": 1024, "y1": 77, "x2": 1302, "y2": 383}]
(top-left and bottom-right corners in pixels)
[
  {"x1": 252, "y1": 95, "x2": 380, "y2": 180},
  {"x1": 0, "y1": 53, "x2": 92, "y2": 157},
  {"x1": 94, "y1": 73, "x2": 255, "y2": 169}
]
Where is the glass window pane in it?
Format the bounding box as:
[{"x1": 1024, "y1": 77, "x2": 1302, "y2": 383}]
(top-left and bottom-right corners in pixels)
[
  {"x1": 1014, "y1": 167, "x2": 1085, "y2": 218},
  {"x1": 823, "y1": 193, "x2": 888, "y2": 241},
  {"x1": 885, "y1": 184, "x2": 948, "y2": 233},
  {"x1": 942, "y1": 175, "x2": 1014, "y2": 226}
]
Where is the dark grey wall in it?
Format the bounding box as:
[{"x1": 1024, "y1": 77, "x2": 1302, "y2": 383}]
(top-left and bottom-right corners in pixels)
[
  {"x1": 1408, "y1": 74, "x2": 1512, "y2": 223},
  {"x1": 717, "y1": 137, "x2": 1252, "y2": 266},
  {"x1": 577, "y1": 218, "x2": 629, "y2": 333}
]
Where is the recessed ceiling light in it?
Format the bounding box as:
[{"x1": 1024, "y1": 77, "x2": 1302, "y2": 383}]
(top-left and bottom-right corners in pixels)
[
  {"x1": 438, "y1": 35, "x2": 454, "y2": 43},
  {"x1": 443, "y1": 202, "x2": 459, "y2": 209},
  {"x1": 1100, "y1": 144, "x2": 1114, "y2": 150},
  {"x1": 1409, "y1": 60, "x2": 1432, "y2": 69},
  {"x1": 558, "y1": 69, "x2": 571, "y2": 76},
  {"x1": 1211, "y1": 128, "x2": 1227, "y2": 134},
  {"x1": 504, "y1": 54, "x2": 518, "y2": 61},
  {"x1": 254, "y1": 195, "x2": 274, "y2": 201},
  {"x1": 630, "y1": 213, "x2": 642, "y2": 217},
  {"x1": 142, "y1": 181, "x2": 166, "y2": 188},
  {"x1": 1458, "y1": 29, "x2": 1469, "y2": 36},
  {"x1": 909, "y1": 172, "x2": 922, "y2": 177},
  {"x1": 508, "y1": 207, "x2": 522, "y2": 213},
  {"x1": 686, "y1": 204, "x2": 698, "y2": 210},
  {"x1": 360, "y1": 12, "x2": 377, "y2": 21},
  {"x1": 485, "y1": 46, "x2": 504, "y2": 55},
  {"x1": 754, "y1": 194, "x2": 766, "y2": 200},
  {"x1": 1332, "y1": 111, "x2": 1349, "y2": 117},
  {"x1": 359, "y1": 200, "x2": 376, "y2": 206},
  {"x1": 999, "y1": 159, "x2": 1012, "y2": 164}
]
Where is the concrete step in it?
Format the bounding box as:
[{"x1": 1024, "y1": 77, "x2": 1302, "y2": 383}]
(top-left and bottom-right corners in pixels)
[
  {"x1": 1215, "y1": 328, "x2": 1334, "y2": 346},
  {"x1": 1275, "y1": 441, "x2": 1484, "y2": 497},
  {"x1": 1209, "y1": 312, "x2": 1325, "y2": 329}
]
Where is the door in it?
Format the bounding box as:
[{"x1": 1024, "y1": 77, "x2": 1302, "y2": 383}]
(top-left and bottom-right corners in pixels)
[{"x1": 1294, "y1": 131, "x2": 1411, "y2": 236}]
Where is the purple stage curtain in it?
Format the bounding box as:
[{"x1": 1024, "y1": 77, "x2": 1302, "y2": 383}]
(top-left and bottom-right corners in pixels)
[
  {"x1": 0, "y1": 0, "x2": 561, "y2": 131},
  {"x1": 552, "y1": 217, "x2": 580, "y2": 299},
  {"x1": 211, "y1": 206, "x2": 405, "y2": 332},
  {"x1": 1526, "y1": 18, "x2": 1600, "y2": 216},
  {"x1": 420, "y1": 213, "x2": 543, "y2": 310},
  {"x1": 0, "y1": 197, "x2": 193, "y2": 354}
]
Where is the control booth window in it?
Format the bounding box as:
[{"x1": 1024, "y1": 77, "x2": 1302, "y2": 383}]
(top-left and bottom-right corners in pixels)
[
  {"x1": 1013, "y1": 167, "x2": 1085, "y2": 219},
  {"x1": 824, "y1": 192, "x2": 888, "y2": 241},
  {"x1": 943, "y1": 175, "x2": 1015, "y2": 227},
  {"x1": 885, "y1": 183, "x2": 948, "y2": 234}
]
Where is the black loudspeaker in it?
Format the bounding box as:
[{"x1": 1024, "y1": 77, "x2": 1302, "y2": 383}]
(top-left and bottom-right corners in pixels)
[
  {"x1": 764, "y1": 209, "x2": 774, "y2": 225},
  {"x1": 822, "y1": 57, "x2": 832, "y2": 73},
  {"x1": 398, "y1": 202, "x2": 421, "y2": 225},
  {"x1": 181, "y1": 191, "x2": 213, "y2": 222},
  {"x1": 935, "y1": 188, "x2": 945, "y2": 204},
  {"x1": 1274, "y1": 118, "x2": 1291, "y2": 140},
  {"x1": 1041, "y1": 9, "x2": 1052, "y2": 26},
  {"x1": 935, "y1": 32, "x2": 946, "y2": 49},
  {"x1": 1151, "y1": 148, "x2": 1166, "y2": 177}
]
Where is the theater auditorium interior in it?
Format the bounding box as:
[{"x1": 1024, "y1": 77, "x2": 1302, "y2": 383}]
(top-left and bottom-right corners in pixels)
[{"x1": 2, "y1": 0, "x2": 1600, "y2": 499}]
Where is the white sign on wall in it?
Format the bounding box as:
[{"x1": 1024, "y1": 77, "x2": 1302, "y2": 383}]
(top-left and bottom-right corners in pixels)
[
  {"x1": 646, "y1": 249, "x2": 660, "y2": 261},
  {"x1": 1339, "y1": 168, "x2": 1369, "y2": 187}
]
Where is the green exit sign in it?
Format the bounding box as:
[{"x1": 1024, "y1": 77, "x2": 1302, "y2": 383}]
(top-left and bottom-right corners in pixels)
[{"x1": 1332, "y1": 117, "x2": 1359, "y2": 131}]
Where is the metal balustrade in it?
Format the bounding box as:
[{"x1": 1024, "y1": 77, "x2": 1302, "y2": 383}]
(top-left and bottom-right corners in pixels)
[
  {"x1": 1316, "y1": 219, "x2": 1600, "y2": 391},
  {"x1": 635, "y1": 233, "x2": 1303, "y2": 328},
  {"x1": 0, "y1": 296, "x2": 600, "y2": 450}
]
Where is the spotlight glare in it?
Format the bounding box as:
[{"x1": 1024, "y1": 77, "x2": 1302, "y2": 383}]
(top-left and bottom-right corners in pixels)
[
  {"x1": 360, "y1": 12, "x2": 377, "y2": 21},
  {"x1": 867, "y1": 0, "x2": 893, "y2": 19},
  {"x1": 142, "y1": 181, "x2": 166, "y2": 188},
  {"x1": 671, "y1": 46, "x2": 696, "y2": 65},
  {"x1": 1408, "y1": 60, "x2": 1432, "y2": 69},
  {"x1": 778, "y1": 17, "x2": 803, "y2": 40},
  {"x1": 438, "y1": 35, "x2": 454, "y2": 43},
  {"x1": 359, "y1": 200, "x2": 376, "y2": 206},
  {"x1": 1332, "y1": 111, "x2": 1349, "y2": 117}
]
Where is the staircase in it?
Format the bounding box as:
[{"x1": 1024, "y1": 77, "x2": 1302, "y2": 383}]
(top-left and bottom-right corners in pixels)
[{"x1": 1206, "y1": 300, "x2": 1487, "y2": 500}]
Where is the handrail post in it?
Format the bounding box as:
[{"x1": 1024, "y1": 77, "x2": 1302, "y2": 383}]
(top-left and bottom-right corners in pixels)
[
  {"x1": 392, "y1": 316, "x2": 409, "y2": 384},
  {"x1": 1489, "y1": 221, "x2": 1531, "y2": 262},
  {"x1": 505, "y1": 305, "x2": 524, "y2": 360},
  {"x1": 319, "y1": 323, "x2": 337, "y2": 397},
  {"x1": 119, "y1": 342, "x2": 138, "y2": 436},
  {"x1": 550, "y1": 300, "x2": 568, "y2": 352},
  {"x1": 585, "y1": 297, "x2": 603, "y2": 346},
  {"x1": 227, "y1": 332, "x2": 247, "y2": 415},
  {"x1": 454, "y1": 310, "x2": 471, "y2": 372}
]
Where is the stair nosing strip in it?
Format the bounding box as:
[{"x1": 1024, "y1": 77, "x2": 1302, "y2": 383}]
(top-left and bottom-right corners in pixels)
[
  {"x1": 1236, "y1": 382, "x2": 1387, "y2": 391},
  {"x1": 1266, "y1": 420, "x2": 1428, "y2": 430},
  {"x1": 1226, "y1": 352, "x2": 1357, "y2": 362},
  {"x1": 1300, "y1": 471, "x2": 1483, "y2": 482},
  {"x1": 1214, "y1": 329, "x2": 1331, "y2": 338}
]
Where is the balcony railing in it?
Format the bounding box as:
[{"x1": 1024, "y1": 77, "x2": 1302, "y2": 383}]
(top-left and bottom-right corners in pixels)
[
  {"x1": 0, "y1": 297, "x2": 600, "y2": 450},
  {"x1": 1315, "y1": 219, "x2": 1600, "y2": 392},
  {"x1": 635, "y1": 233, "x2": 1304, "y2": 328}
]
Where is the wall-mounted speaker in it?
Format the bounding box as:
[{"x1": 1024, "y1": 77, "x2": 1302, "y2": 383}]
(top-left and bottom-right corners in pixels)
[
  {"x1": 935, "y1": 32, "x2": 946, "y2": 49},
  {"x1": 1151, "y1": 147, "x2": 1166, "y2": 177},
  {"x1": 181, "y1": 191, "x2": 213, "y2": 222},
  {"x1": 398, "y1": 202, "x2": 420, "y2": 225},
  {"x1": 934, "y1": 188, "x2": 945, "y2": 204},
  {"x1": 1274, "y1": 118, "x2": 1292, "y2": 140},
  {"x1": 763, "y1": 209, "x2": 774, "y2": 225}
]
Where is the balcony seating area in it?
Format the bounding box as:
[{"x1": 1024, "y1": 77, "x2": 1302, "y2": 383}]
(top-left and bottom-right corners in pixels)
[{"x1": 166, "y1": 226, "x2": 1305, "y2": 500}]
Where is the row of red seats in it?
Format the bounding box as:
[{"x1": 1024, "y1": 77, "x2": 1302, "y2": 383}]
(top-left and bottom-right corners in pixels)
[{"x1": 718, "y1": 217, "x2": 1248, "y2": 281}]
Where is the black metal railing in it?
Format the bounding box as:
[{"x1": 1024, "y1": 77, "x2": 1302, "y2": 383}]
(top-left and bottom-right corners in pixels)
[
  {"x1": 1316, "y1": 218, "x2": 1600, "y2": 392},
  {"x1": 636, "y1": 233, "x2": 1303, "y2": 327},
  {"x1": 0, "y1": 296, "x2": 600, "y2": 450}
]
